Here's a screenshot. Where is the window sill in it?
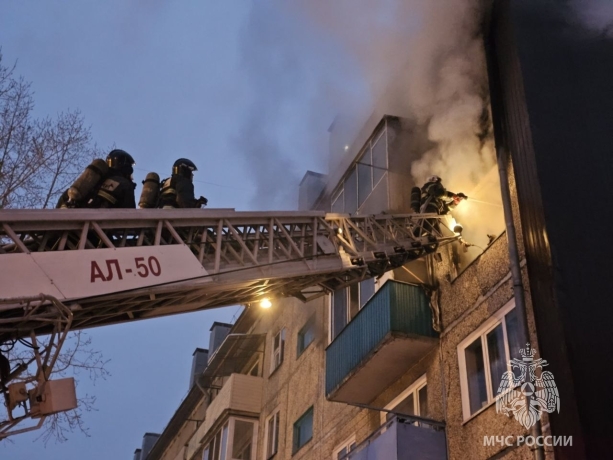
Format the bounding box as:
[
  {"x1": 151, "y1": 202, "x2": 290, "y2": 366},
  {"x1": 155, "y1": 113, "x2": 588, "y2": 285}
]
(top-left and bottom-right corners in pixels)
[
  {"x1": 461, "y1": 388, "x2": 518, "y2": 426},
  {"x1": 296, "y1": 341, "x2": 314, "y2": 360},
  {"x1": 461, "y1": 398, "x2": 496, "y2": 425},
  {"x1": 292, "y1": 437, "x2": 313, "y2": 457}
]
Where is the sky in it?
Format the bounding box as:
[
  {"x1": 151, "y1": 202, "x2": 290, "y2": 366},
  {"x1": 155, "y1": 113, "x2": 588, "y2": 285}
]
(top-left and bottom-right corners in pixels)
[{"x1": 2, "y1": 0, "x2": 609, "y2": 458}]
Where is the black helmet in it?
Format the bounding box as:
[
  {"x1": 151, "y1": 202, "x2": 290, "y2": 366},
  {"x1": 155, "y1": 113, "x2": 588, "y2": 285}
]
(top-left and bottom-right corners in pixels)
[
  {"x1": 173, "y1": 158, "x2": 198, "y2": 178},
  {"x1": 107, "y1": 149, "x2": 135, "y2": 169}
]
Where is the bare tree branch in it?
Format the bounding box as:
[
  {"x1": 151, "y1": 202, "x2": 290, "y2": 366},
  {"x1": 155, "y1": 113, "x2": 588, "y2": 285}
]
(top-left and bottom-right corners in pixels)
[
  {"x1": 0, "y1": 50, "x2": 111, "y2": 443},
  {"x1": 0, "y1": 52, "x2": 102, "y2": 209}
]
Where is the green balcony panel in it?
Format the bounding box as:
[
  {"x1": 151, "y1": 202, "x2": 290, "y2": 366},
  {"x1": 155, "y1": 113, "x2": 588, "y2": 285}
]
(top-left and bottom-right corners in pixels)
[{"x1": 326, "y1": 281, "x2": 438, "y2": 404}]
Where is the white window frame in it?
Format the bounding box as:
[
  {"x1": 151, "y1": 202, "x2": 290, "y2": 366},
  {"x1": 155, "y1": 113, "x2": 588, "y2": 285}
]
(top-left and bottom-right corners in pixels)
[
  {"x1": 270, "y1": 329, "x2": 285, "y2": 374},
  {"x1": 248, "y1": 358, "x2": 260, "y2": 377},
  {"x1": 329, "y1": 279, "x2": 376, "y2": 343},
  {"x1": 457, "y1": 298, "x2": 517, "y2": 421},
  {"x1": 203, "y1": 416, "x2": 259, "y2": 460},
  {"x1": 263, "y1": 410, "x2": 280, "y2": 460},
  {"x1": 380, "y1": 374, "x2": 427, "y2": 424},
  {"x1": 332, "y1": 434, "x2": 357, "y2": 460}
]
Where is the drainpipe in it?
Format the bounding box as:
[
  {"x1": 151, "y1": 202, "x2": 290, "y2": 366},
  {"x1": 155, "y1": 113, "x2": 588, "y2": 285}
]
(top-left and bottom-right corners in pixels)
[{"x1": 496, "y1": 146, "x2": 545, "y2": 460}]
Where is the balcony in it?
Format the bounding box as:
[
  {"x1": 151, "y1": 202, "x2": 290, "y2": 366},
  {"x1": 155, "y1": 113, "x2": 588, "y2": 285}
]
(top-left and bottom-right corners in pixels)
[
  {"x1": 346, "y1": 416, "x2": 446, "y2": 460},
  {"x1": 203, "y1": 373, "x2": 263, "y2": 434},
  {"x1": 326, "y1": 281, "x2": 438, "y2": 404}
]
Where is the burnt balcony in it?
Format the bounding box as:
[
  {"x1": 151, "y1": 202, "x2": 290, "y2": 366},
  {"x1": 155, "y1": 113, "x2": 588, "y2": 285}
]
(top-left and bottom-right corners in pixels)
[
  {"x1": 326, "y1": 281, "x2": 438, "y2": 404},
  {"x1": 346, "y1": 416, "x2": 446, "y2": 460}
]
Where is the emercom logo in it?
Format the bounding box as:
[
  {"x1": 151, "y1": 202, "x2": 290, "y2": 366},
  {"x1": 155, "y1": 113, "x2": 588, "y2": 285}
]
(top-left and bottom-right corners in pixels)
[{"x1": 496, "y1": 343, "x2": 560, "y2": 429}]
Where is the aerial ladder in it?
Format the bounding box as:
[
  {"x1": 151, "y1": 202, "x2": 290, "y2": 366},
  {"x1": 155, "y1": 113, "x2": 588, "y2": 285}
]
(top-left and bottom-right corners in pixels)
[{"x1": 0, "y1": 208, "x2": 458, "y2": 438}]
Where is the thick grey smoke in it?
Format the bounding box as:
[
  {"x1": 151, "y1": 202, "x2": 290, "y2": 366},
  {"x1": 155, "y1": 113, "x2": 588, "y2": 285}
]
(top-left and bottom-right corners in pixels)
[
  {"x1": 236, "y1": 2, "x2": 369, "y2": 209},
  {"x1": 238, "y1": 1, "x2": 495, "y2": 209},
  {"x1": 572, "y1": 0, "x2": 613, "y2": 36}
]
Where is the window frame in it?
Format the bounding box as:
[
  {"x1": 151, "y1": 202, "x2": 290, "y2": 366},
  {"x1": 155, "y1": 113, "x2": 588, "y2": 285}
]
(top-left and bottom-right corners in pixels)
[
  {"x1": 203, "y1": 416, "x2": 259, "y2": 460},
  {"x1": 457, "y1": 298, "x2": 517, "y2": 421},
  {"x1": 248, "y1": 359, "x2": 260, "y2": 377},
  {"x1": 328, "y1": 122, "x2": 388, "y2": 215},
  {"x1": 370, "y1": 129, "x2": 388, "y2": 190},
  {"x1": 332, "y1": 435, "x2": 357, "y2": 460},
  {"x1": 292, "y1": 406, "x2": 314, "y2": 455},
  {"x1": 329, "y1": 278, "x2": 377, "y2": 342},
  {"x1": 264, "y1": 410, "x2": 280, "y2": 459},
  {"x1": 380, "y1": 374, "x2": 427, "y2": 424},
  {"x1": 270, "y1": 329, "x2": 286, "y2": 375},
  {"x1": 297, "y1": 316, "x2": 316, "y2": 358}
]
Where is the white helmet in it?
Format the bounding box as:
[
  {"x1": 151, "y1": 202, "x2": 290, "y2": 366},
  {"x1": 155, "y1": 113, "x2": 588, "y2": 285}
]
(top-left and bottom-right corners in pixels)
[{"x1": 426, "y1": 175, "x2": 442, "y2": 183}]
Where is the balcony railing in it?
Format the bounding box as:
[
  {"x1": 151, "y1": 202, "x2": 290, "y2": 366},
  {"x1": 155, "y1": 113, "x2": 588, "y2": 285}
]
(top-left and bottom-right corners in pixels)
[
  {"x1": 344, "y1": 416, "x2": 446, "y2": 460},
  {"x1": 326, "y1": 281, "x2": 438, "y2": 404}
]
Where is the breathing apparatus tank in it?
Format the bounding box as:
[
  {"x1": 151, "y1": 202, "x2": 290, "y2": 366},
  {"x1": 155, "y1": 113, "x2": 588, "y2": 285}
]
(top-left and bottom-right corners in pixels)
[
  {"x1": 410, "y1": 186, "x2": 422, "y2": 213},
  {"x1": 67, "y1": 159, "x2": 109, "y2": 205},
  {"x1": 139, "y1": 172, "x2": 161, "y2": 209}
]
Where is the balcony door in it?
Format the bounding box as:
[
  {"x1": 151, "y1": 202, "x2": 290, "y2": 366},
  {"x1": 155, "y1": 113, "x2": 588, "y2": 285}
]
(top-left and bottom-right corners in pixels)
[{"x1": 381, "y1": 375, "x2": 427, "y2": 424}]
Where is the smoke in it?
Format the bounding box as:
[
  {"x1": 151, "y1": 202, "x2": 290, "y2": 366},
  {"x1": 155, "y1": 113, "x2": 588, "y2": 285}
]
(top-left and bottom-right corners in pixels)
[
  {"x1": 237, "y1": 0, "x2": 494, "y2": 208},
  {"x1": 571, "y1": 0, "x2": 613, "y2": 36},
  {"x1": 236, "y1": 2, "x2": 369, "y2": 209}
]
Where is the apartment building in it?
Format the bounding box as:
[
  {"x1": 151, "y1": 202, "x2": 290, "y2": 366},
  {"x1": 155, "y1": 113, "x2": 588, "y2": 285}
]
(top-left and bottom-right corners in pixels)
[
  {"x1": 133, "y1": 2, "x2": 613, "y2": 459},
  {"x1": 133, "y1": 104, "x2": 548, "y2": 460}
]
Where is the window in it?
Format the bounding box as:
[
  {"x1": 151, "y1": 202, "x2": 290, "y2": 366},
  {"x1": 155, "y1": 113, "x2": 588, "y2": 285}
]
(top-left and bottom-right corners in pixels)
[
  {"x1": 458, "y1": 299, "x2": 520, "y2": 420},
  {"x1": 330, "y1": 279, "x2": 376, "y2": 340},
  {"x1": 265, "y1": 411, "x2": 280, "y2": 458},
  {"x1": 331, "y1": 188, "x2": 344, "y2": 213},
  {"x1": 371, "y1": 131, "x2": 387, "y2": 187},
  {"x1": 203, "y1": 417, "x2": 257, "y2": 460},
  {"x1": 293, "y1": 407, "x2": 314, "y2": 454},
  {"x1": 297, "y1": 316, "x2": 315, "y2": 357},
  {"x1": 328, "y1": 125, "x2": 388, "y2": 215},
  {"x1": 344, "y1": 169, "x2": 358, "y2": 214},
  {"x1": 357, "y1": 146, "x2": 372, "y2": 206},
  {"x1": 333, "y1": 435, "x2": 356, "y2": 460},
  {"x1": 248, "y1": 359, "x2": 260, "y2": 377},
  {"x1": 381, "y1": 375, "x2": 427, "y2": 424},
  {"x1": 203, "y1": 422, "x2": 228, "y2": 460},
  {"x1": 232, "y1": 420, "x2": 254, "y2": 460},
  {"x1": 271, "y1": 329, "x2": 286, "y2": 374}
]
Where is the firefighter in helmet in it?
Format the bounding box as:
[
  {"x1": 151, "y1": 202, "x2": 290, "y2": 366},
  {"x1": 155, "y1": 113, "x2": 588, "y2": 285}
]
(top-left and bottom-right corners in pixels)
[
  {"x1": 420, "y1": 176, "x2": 466, "y2": 215},
  {"x1": 88, "y1": 149, "x2": 137, "y2": 208},
  {"x1": 158, "y1": 158, "x2": 208, "y2": 209},
  {"x1": 418, "y1": 175, "x2": 466, "y2": 234},
  {"x1": 56, "y1": 149, "x2": 136, "y2": 209}
]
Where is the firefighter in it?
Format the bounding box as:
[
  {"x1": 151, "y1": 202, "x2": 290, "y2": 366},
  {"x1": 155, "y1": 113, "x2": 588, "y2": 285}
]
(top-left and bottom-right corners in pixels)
[
  {"x1": 85, "y1": 149, "x2": 137, "y2": 208},
  {"x1": 418, "y1": 175, "x2": 466, "y2": 234},
  {"x1": 158, "y1": 158, "x2": 208, "y2": 209},
  {"x1": 56, "y1": 150, "x2": 136, "y2": 209},
  {"x1": 420, "y1": 176, "x2": 466, "y2": 214}
]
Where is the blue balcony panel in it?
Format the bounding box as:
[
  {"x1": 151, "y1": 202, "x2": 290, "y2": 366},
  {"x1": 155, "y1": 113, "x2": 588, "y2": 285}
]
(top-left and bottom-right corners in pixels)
[
  {"x1": 348, "y1": 417, "x2": 447, "y2": 460},
  {"x1": 326, "y1": 281, "x2": 438, "y2": 404}
]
